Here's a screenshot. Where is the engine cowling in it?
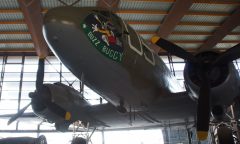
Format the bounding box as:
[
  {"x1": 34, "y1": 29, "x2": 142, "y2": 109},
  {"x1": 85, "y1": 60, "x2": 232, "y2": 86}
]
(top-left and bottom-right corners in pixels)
[
  {"x1": 184, "y1": 52, "x2": 240, "y2": 120},
  {"x1": 31, "y1": 82, "x2": 89, "y2": 131}
]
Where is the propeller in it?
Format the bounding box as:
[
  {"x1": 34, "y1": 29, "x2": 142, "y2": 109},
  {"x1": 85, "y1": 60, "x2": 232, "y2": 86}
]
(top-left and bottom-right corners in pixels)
[
  {"x1": 196, "y1": 69, "x2": 210, "y2": 140},
  {"x1": 151, "y1": 36, "x2": 198, "y2": 63},
  {"x1": 8, "y1": 57, "x2": 72, "y2": 125},
  {"x1": 7, "y1": 103, "x2": 31, "y2": 125},
  {"x1": 7, "y1": 58, "x2": 45, "y2": 125},
  {"x1": 213, "y1": 43, "x2": 240, "y2": 66},
  {"x1": 151, "y1": 36, "x2": 240, "y2": 140},
  {"x1": 36, "y1": 58, "x2": 45, "y2": 92}
]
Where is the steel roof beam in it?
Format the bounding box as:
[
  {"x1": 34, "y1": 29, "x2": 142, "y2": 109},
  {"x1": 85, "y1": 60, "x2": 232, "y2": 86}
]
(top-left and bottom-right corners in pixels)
[
  {"x1": 150, "y1": 0, "x2": 192, "y2": 53},
  {"x1": 17, "y1": 0, "x2": 49, "y2": 58},
  {"x1": 198, "y1": 6, "x2": 240, "y2": 52},
  {"x1": 157, "y1": 0, "x2": 193, "y2": 38},
  {"x1": 97, "y1": 0, "x2": 120, "y2": 11}
]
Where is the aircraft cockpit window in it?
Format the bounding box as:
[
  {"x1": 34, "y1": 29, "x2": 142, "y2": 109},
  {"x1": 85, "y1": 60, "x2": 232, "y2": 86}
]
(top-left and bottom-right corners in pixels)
[
  {"x1": 142, "y1": 40, "x2": 155, "y2": 66},
  {"x1": 93, "y1": 10, "x2": 111, "y2": 18},
  {"x1": 127, "y1": 26, "x2": 143, "y2": 55},
  {"x1": 122, "y1": 21, "x2": 143, "y2": 55}
]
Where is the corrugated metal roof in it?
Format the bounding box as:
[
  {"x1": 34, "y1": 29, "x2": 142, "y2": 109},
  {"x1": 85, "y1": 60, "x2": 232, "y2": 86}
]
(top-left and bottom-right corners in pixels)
[
  {"x1": 117, "y1": 13, "x2": 165, "y2": 21},
  {"x1": 0, "y1": 34, "x2": 31, "y2": 41},
  {"x1": 223, "y1": 35, "x2": 240, "y2": 41},
  {"x1": 181, "y1": 15, "x2": 227, "y2": 23},
  {"x1": 0, "y1": 0, "x2": 238, "y2": 52},
  {"x1": 214, "y1": 43, "x2": 238, "y2": 49},
  {"x1": 190, "y1": 3, "x2": 237, "y2": 13},
  {"x1": 0, "y1": 0, "x2": 19, "y2": 9},
  {"x1": 119, "y1": 1, "x2": 173, "y2": 11},
  {"x1": 0, "y1": 24, "x2": 28, "y2": 31},
  {"x1": 41, "y1": 0, "x2": 97, "y2": 8},
  {"x1": 140, "y1": 34, "x2": 153, "y2": 40},
  {"x1": 129, "y1": 24, "x2": 158, "y2": 31},
  {"x1": 176, "y1": 43, "x2": 202, "y2": 49},
  {"x1": 174, "y1": 25, "x2": 216, "y2": 32},
  {"x1": 0, "y1": 43, "x2": 34, "y2": 49},
  {"x1": 232, "y1": 26, "x2": 240, "y2": 32},
  {"x1": 0, "y1": 13, "x2": 24, "y2": 21},
  {"x1": 168, "y1": 35, "x2": 209, "y2": 41}
]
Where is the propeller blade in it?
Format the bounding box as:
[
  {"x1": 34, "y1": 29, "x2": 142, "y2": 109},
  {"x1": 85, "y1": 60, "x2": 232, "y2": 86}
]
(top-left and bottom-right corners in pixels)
[
  {"x1": 213, "y1": 43, "x2": 240, "y2": 65},
  {"x1": 8, "y1": 102, "x2": 31, "y2": 125},
  {"x1": 36, "y1": 58, "x2": 45, "y2": 92},
  {"x1": 151, "y1": 36, "x2": 197, "y2": 62},
  {"x1": 0, "y1": 112, "x2": 35, "y2": 118},
  {"x1": 196, "y1": 70, "x2": 210, "y2": 141}
]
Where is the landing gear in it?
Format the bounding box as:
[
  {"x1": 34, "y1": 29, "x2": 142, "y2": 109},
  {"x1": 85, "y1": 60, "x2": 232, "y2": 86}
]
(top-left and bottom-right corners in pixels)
[
  {"x1": 209, "y1": 123, "x2": 238, "y2": 144},
  {"x1": 209, "y1": 105, "x2": 240, "y2": 144},
  {"x1": 117, "y1": 100, "x2": 127, "y2": 113},
  {"x1": 71, "y1": 137, "x2": 87, "y2": 144},
  {"x1": 217, "y1": 125, "x2": 234, "y2": 144},
  {"x1": 71, "y1": 121, "x2": 96, "y2": 144}
]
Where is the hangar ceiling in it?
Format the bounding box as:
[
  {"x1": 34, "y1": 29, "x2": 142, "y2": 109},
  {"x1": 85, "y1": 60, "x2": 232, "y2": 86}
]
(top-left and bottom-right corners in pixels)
[{"x1": 0, "y1": 0, "x2": 239, "y2": 55}]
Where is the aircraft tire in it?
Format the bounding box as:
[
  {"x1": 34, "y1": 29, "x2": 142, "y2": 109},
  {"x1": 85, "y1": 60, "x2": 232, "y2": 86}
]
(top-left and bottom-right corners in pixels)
[
  {"x1": 217, "y1": 126, "x2": 234, "y2": 144},
  {"x1": 71, "y1": 137, "x2": 87, "y2": 144}
]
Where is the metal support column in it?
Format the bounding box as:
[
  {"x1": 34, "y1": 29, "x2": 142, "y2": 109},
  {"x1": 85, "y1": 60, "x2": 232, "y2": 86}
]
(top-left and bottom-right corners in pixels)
[
  {"x1": 17, "y1": 56, "x2": 25, "y2": 111},
  {"x1": 102, "y1": 130, "x2": 105, "y2": 144},
  {"x1": 167, "y1": 54, "x2": 175, "y2": 76},
  {"x1": 0, "y1": 56, "x2": 7, "y2": 100},
  {"x1": 163, "y1": 127, "x2": 170, "y2": 144},
  {"x1": 230, "y1": 105, "x2": 240, "y2": 141}
]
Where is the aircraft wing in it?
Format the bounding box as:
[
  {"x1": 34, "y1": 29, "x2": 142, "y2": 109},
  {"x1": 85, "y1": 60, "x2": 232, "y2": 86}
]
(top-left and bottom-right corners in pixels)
[
  {"x1": 0, "y1": 94, "x2": 196, "y2": 131},
  {"x1": 80, "y1": 92, "x2": 196, "y2": 130}
]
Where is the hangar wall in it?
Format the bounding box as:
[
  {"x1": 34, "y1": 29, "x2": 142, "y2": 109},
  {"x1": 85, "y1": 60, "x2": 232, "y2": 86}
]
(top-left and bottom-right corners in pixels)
[{"x1": 0, "y1": 55, "x2": 239, "y2": 143}]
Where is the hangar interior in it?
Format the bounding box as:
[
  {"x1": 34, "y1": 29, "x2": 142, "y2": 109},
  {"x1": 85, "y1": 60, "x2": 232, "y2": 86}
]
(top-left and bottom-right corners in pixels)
[{"x1": 0, "y1": 0, "x2": 240, "y2": 144}]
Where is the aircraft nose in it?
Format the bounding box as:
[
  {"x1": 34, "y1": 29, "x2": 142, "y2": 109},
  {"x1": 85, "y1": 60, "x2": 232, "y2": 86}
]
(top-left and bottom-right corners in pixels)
[
  {"x1": 44, "y1": 7, "x2": 88, "y2": 28},
  {"x1": 43, "y1": 7, "x2": 92, "y2": 52}
]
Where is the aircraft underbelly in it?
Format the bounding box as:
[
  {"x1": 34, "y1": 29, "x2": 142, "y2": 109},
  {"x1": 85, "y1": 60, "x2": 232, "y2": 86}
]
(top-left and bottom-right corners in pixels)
[
  {"x1": 87, "y1": 103, "x2": 195, "y2": 129},
  {"x1": 44, "y1": 22, "x2": 155, "y2": 107}
]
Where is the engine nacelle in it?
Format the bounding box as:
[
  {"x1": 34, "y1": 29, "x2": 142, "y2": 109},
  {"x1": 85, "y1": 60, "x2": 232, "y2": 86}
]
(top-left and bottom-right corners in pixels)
[
  {"x1": 184, "y1": 52, "x2": 240, "y2": 108},
  {"x1": 31, "y1": 82, "x2": 89, "y2": 131}
]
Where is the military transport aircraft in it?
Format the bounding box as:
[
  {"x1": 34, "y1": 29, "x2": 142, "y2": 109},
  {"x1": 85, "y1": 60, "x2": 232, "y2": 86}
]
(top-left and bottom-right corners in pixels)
[{"x1": 3, "y1": 6, "x2": 240, "y2": 143}]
